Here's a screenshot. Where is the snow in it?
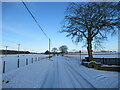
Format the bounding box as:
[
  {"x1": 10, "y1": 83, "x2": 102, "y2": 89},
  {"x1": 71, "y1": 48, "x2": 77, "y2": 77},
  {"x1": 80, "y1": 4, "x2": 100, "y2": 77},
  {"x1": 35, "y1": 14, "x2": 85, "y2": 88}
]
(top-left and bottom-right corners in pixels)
[
  {"x1": 65, "y1": 52, "x2": 119, "y2": 59},
  {"x1": 82, "y1": 61, "x2": 101, "y2": 65},
  {"x1": 89, "y1": 61, "x2": 102, "y2": 64},
  {"x1": 1, "y1": 55, "x2": 119, "y2": 88},
  {"x1": 1, "y1": 54, "x2": 49, "y2": 73},
  {"x1": 102, "y1": 65, "x2": 120, "y2": 67}
]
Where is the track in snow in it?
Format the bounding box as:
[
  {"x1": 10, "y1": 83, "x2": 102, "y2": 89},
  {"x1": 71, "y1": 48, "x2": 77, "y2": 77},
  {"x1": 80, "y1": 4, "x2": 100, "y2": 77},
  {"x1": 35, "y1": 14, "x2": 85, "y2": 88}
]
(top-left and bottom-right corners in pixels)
[
  {"x1": 2, "y1": 56, "x2": 97, "y2": 88},
  {"x1": 37, "y1": 56, "x2": 96, "y2": 88},
  {"x1": 63, "y1": 57, "x2": 96, "y2": 88}
]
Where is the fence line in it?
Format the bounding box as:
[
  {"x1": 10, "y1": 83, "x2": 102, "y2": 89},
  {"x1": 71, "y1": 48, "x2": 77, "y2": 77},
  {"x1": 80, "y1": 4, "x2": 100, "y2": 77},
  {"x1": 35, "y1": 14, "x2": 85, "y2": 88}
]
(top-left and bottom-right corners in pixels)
[
  {"x1": 93, "y1": 58, "x2": 120, "y2": 65},
  {"x1": 2, "y1": 56, "x2": 49, "y2": 74}
]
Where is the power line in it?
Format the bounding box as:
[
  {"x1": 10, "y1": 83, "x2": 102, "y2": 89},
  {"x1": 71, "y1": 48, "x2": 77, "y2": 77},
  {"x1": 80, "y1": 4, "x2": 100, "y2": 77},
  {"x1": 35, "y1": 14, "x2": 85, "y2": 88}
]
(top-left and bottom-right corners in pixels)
[
  {"x1": 21, "y1": 0, "x2": 51, "y2": 57},
  {"x1": 21, "y1": 0, "x2": 49, "y2": 39}
]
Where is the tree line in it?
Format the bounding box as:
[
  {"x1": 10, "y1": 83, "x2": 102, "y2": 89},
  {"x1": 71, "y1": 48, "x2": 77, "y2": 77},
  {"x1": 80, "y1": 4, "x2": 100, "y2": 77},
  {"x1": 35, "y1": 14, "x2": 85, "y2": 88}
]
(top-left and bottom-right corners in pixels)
[
  {"x1": 1, "y1": 50, "x2": 30, "y2": 54},
  {"x1": 45, "y1": 45, "x2": 68, "y2": 56}
]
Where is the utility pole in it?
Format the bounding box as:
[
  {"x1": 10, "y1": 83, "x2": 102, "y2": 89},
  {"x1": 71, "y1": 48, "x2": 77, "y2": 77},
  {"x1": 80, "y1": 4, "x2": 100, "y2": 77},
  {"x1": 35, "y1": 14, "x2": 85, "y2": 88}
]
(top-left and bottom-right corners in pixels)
[
  {"x1": 18, "y1": 44, "x2": 21, "y2": 57},
  {"x1": 49, "y1": 39, "x2": 51, "y2": 59},
  {"x1": 5, "y1": 46, "x2": 8, "y2": 56}
]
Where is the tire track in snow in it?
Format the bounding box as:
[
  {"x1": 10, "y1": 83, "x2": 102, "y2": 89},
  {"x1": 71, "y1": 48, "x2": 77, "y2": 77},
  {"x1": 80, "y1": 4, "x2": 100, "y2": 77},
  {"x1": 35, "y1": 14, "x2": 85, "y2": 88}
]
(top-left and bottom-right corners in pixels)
[
  {"x1": 65, "y1": 62, "x2": 95, "y2": 88},
  {"x1": 57, "y1": 57, "x2": 75, "y2": 88},
  {"x1": 39, "y1": 61, "x2": 56, "y2": 88},
  {"x1": 52, "y1": 58, "x2": 60, "y2": 88},
  {"x1": 56, "y1": 58, "x2": 60, "y2": 87},
  {"x1": 64, "y1": 61, "x2": 85, "y2": 88},
  {"x1": 62, "y1": 61, "x2": 77, "y2": 88},
  {"x1": 63, "y1": 57, "x2": 97, "y2": 89}
]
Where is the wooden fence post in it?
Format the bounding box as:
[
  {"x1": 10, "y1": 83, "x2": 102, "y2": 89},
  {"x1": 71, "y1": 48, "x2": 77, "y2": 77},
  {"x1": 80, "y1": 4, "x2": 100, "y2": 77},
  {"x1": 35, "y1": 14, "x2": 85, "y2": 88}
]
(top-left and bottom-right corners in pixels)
[
  {"x1": 18, "y1": 59, "x2": 20, "y2": 68},
  {"x1": 3, "y1": 61, "x2": 5, "y2": 73},
  {"x1": 32, "y1": 58, "x2": 33, "y2": 63},
  {"x1": 26, "y1": 58, "x2": 28, "y2": 65},
  {"x1": 36, "y1": 57, "x2": 37, "y2": 62}
]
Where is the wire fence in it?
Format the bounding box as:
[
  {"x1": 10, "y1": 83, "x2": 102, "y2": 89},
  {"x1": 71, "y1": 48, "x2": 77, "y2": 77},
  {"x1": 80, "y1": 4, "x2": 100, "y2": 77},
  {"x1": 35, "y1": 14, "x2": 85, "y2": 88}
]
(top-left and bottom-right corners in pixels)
[
  {"x1": 93, "y1": 58, "x2": 120, "y2": 65},
  {"x1": 2, "y1": 54, "x2": 49, "y2": 74}
]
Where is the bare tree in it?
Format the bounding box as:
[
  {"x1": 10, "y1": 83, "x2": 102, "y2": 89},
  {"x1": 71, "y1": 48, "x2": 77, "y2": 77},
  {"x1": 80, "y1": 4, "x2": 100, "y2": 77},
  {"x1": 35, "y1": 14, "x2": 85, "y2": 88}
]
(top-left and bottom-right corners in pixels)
[
  {"x1": 52, "y1": 47, "x2": 58, "y2": 55},
  {"x1": 59, "y1": 45, "x2": 68, "y2": 56},
  {"x1": 61, "y1": 2, "x2": 119, "y2": 60}
]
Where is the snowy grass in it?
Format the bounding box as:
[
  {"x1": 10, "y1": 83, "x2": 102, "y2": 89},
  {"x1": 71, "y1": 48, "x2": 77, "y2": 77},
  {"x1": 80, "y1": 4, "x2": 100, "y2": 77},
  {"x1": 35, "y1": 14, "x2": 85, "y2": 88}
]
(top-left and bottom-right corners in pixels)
[
  {"x1": 1, "y1": 54, "x2": 49, "y2": 73},
  {"x1": 1, "y1": 54, "x2": 120, "y2": 88},
  {"x1": 65, "y1": 52, "x2": 119, "y2": 60},
  {"x1": 63, "y1": 57, "x2": 119, "y2": 88}
]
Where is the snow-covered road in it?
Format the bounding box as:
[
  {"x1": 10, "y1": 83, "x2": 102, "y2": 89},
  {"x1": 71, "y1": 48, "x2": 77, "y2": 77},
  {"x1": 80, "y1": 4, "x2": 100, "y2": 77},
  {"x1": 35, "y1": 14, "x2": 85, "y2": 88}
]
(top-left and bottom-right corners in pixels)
[{"x1": 2, "y1": 56, "x2": 119, "y2": 88}]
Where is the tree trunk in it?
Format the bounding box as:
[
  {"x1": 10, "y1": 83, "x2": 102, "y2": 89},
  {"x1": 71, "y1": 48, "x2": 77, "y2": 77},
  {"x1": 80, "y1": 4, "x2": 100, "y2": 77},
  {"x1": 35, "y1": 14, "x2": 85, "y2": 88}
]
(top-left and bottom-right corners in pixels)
[
  {"x1": 87, "y1": 29, "x2": 93, "y2": 61},
  {"x1": 87, "y1": 38, "x2": 93, "y2": 61}
]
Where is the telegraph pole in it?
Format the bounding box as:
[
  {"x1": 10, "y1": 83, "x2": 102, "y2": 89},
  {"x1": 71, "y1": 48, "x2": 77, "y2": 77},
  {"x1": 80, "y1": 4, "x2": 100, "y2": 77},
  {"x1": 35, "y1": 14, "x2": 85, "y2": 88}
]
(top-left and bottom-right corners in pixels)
[
  {"x1": 18, "y1": 44, "x2": 21, "y2": 57},
  {"x1": 5, "y1": 46, "x2": 8, "y2": 56},
  {"x1": 49, "y1": 39, "x2": 51, "y2": 59}
]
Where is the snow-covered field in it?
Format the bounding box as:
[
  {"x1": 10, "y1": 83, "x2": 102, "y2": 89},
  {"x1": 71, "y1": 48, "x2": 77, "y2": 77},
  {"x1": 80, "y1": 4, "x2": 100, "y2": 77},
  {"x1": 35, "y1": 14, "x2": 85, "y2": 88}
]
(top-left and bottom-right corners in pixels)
[
  {"x1": 65, "y1": 52, "x2": 119, "y2": 60},
  {"x1": 1, "y1": 53, "x2": 119, "y2": 88},
  {"x1": 1, "y1": 54, "x2": 49, "y2": 73}
]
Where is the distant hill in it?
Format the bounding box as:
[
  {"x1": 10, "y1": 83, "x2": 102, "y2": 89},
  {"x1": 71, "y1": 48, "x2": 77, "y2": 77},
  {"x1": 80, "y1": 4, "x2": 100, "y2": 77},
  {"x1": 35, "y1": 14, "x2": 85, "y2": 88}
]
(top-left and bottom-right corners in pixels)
[{"x1": 0, "y1": 50, "x2": 30, "y2": 54}]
